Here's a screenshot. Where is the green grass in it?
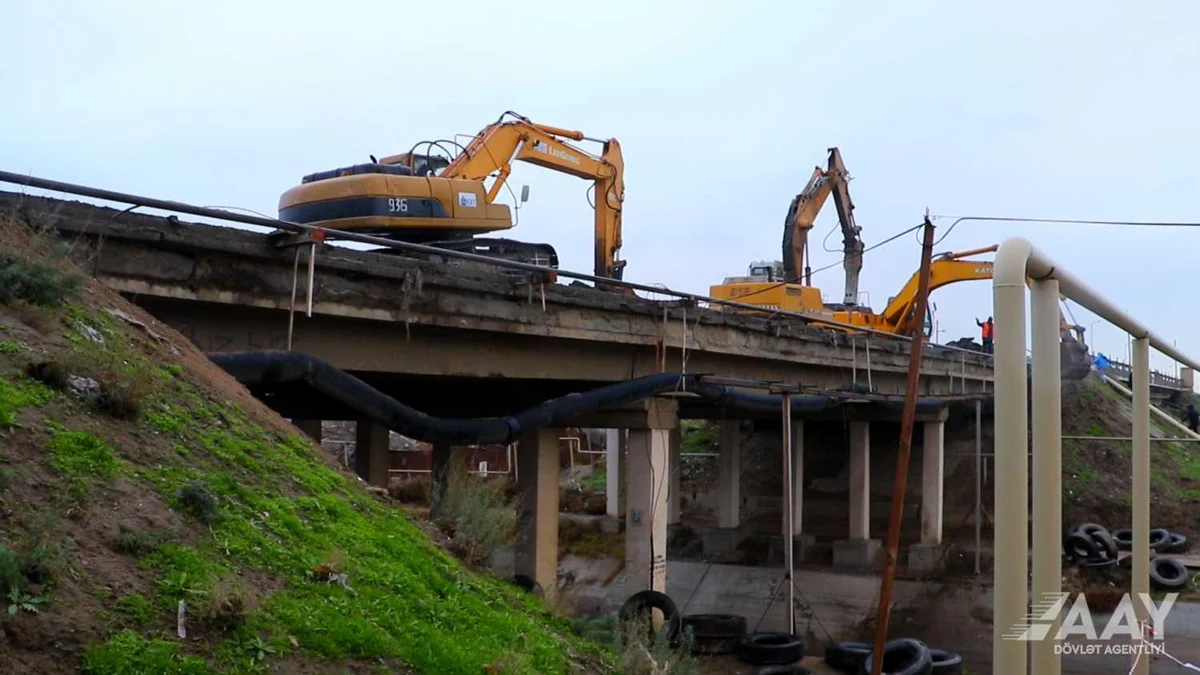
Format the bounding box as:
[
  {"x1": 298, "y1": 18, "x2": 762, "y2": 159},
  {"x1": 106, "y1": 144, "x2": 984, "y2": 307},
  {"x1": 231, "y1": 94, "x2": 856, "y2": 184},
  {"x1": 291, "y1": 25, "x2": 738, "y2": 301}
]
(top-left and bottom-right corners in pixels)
[
  {"x1": 117, "y1": 378, "x2": 608, "y2": 674},
  {"x1": 681, "y1": 420, "x2": 716, "y2": 454},
  {"x1": 0, "y1": 375, "x2": 53, "y2": 429},
  {"x1": 0, "y1": 341, "x2": 20, "y2": 354},
  {"x1": 113, "y1": 593, "x2": 152, "y2": 626},
  {"x1": 82, "y1": 630, "x2": 208, "y2": 675},
  {"x1": 46, "y1": 423, "x2": 120, "y2": 495}
]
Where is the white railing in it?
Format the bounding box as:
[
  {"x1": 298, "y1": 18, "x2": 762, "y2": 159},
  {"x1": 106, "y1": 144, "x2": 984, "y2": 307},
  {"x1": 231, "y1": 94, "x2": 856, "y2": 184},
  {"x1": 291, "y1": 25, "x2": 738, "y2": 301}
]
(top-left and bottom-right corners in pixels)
[{"x1": 992, "y1": 237, "x2": 1200, "y2": 675}]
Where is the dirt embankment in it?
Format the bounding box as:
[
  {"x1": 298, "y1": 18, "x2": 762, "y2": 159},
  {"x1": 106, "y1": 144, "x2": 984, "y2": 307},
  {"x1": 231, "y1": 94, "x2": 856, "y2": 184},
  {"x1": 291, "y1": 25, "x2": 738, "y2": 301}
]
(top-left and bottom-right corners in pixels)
[{"x1": 0, "y1": 217, "x2": 609, "y2": 674}]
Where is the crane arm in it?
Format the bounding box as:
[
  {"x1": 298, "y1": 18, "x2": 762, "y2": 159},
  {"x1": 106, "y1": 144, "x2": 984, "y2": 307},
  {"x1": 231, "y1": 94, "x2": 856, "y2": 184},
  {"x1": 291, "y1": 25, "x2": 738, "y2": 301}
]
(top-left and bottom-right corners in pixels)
[
  {"x1": 780, "y1": 148, "x2": 865, "y2": 305},
  {"x1": 441, "y1": 113, "x2": 626, "y2": 280}
]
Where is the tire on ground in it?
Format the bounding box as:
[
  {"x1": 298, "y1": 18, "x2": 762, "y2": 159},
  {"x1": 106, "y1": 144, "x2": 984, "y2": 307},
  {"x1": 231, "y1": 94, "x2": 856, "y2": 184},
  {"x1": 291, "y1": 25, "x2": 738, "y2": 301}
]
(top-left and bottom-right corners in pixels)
[
  {"x1": 825, "y1": 641, "x2": 872, "y2": 672},
  {"x1": 858, "y1": 638, "x2": 932, "y2": 675},
  {"x1": 1163, "y1": 532, "x2": 1188, "y2": 553},
  {"x1": 739, "y1": 632, "x2": 806, "y2": 666},
  {"x1": 618, "y1": 590, "x2": 682, "y2": 646},
  {"x1": 752, "y1": 666, "x2": 814, "y2": 675},
  {"x1": 510, "y1": 574, "x2": 543, "y2": 596},
  {"x1": 1149, "y1": 557, "x2": 1191, "y2": 589},
  {"x1": 1149, "y1": 528, "x2": 1171, "y2": 551},
  {"x1": 681, "y1": 613, "x2": 747, "y2": 655},
  {"x1": 1065, "y1": 532, "x2": 1099, "y2": 560},
  {"x1": 1112, "y1": 528, "x2": 1133, "y2": 551},
  {"x1": 929, "y1": 648, "x2": 964, "y2": 675},
  {"x1": 1089, "y1": 529, "x2": 1119, "y2": 561},
  {"x1": 1077, "y1": 523, "x2": 1107, "y2": 537}
]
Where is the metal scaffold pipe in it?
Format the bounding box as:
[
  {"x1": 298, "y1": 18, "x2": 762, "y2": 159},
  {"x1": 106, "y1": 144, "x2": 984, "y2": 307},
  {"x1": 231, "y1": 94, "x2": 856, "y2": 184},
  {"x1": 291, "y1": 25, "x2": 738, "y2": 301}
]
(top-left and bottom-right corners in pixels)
[{"x1": 992, "y1": 236, "x2": 1200, "y2": 674}]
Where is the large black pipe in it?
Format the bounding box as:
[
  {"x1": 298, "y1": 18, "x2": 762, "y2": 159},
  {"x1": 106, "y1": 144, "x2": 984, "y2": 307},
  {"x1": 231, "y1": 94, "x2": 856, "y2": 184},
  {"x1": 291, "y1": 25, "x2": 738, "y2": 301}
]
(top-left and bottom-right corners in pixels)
[{"x1": 208, "y1": 351, "x2": 906, "y2": 445}]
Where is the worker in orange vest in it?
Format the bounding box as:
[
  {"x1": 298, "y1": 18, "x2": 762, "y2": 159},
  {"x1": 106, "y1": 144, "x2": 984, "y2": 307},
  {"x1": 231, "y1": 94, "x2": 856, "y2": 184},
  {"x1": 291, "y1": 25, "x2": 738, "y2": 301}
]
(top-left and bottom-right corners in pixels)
[{"x1": 976, "y1": 316, "x2": 994, "y2": 354}]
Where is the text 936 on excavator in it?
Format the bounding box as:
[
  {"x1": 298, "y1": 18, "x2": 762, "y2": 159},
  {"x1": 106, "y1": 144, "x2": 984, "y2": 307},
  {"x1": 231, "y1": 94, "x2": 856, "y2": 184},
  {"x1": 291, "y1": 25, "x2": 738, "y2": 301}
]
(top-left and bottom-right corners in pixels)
[{"x1": 277, "y1": 111, "x2": 627, "y2": 284}]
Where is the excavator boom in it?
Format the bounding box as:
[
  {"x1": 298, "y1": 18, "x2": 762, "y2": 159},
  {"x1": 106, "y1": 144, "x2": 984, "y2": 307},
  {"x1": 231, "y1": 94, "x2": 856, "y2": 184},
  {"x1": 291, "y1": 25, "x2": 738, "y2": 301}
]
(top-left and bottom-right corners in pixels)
[
  {"x1": 780, "y1": 147, "x2": 864, "y2": 305},
  {"x1": 442, "y1": 114, "x2": 626, "y2": 280}
]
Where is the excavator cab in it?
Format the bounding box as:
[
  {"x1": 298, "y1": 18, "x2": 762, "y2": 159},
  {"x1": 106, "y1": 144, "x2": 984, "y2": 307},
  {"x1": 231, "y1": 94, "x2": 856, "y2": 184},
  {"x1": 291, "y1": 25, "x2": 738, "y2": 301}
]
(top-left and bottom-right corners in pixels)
[{"x1": 377, "y1": 152, "x2": 451, "y2": 177}]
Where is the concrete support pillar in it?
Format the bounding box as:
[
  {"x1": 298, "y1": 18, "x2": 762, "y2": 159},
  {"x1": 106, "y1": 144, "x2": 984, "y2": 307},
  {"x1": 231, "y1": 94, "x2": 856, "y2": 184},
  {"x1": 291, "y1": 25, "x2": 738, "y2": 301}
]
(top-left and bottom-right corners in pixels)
[
  {"x1": 717, "y1": 421, "x2": 741, "y2": 529},
  {"x1": 668, "y1": 426, "x2": 682, "y2": 525},
  {"x1": 789, "y1": 421, "x2": 804, "y2": 537},
  {"x1": 294, "y1": 419, "x2": 323, "y2": 443},
  {"x1": 1183, "y1": 366, "x2": 1195, "y2": 392},
  {"x1": 516, "y1": 427, "x2": 561, "y2": 597},
  {"x1": 848, "y1": 421, "x2": 870, "y2": 539},
  {"x1": 626, "y1": 399, "x2": 677, "y2": 593},
  {"x1": 606, "y1": 429, "x2": 621, "y2": 518},
  {"x1": 920, "y1": 421, "x2": 945, "y2": 545},
  {"x1": 354, "y1": 421, "x2": 390, "y2": 488},
  {"x1": 834, "y1": 421, "x2": 880, "y2": 568},
  {"x1": 430, "y1": 443, "x2": 467, "y2": 510}
]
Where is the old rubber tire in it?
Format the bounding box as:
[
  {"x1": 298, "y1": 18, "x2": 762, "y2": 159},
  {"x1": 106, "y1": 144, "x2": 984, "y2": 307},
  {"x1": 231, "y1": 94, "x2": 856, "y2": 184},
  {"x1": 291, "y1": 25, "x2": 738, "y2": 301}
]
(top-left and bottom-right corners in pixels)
[
  {"x1": 1149, "y1": 528, "x2": 1171, "y2": 551},
  {"x1": 681, "y1": 613, "x2": 746, "y2": 655},
  {"x1": 1149, "y1": 557, "x2": 1190, "y2": 589},
  {"x1": 739, "y1": 632, "x2": 805, "y2": 666},
  {"x1": 1089, "y1": 529, "x2": 1119, "y2": 561},
  {"x1": 510, "y1": 574, "x2": 543, "y2": 596},
  {"x1": 1163, "y1": 532, "x2": 1189, "y2": 553},
  {"x1": 929, "y1": 648, "x2": 964, "y2": 674},
  {"x1": 826, "y1": 641, "x2": 872, "y2": 672},
  {"x1": 753, "y1": 666, "x2": 813, "y2": 675},
  {"x1": 1112, "y1": 528, "x2": 1133, "y2": 550},
  {"x1": 859, "y1": 638, "x2": 933, "y2": 675},
  {"x1": 1065, "y1": 532, "x2": 1098, "y2": 560},
  {"x1": 1078, "y1": 523, "x2": 1107, "y2": 538},
  {"x1": 619, "y1": 590, "x2": 682, "y2": 646}
]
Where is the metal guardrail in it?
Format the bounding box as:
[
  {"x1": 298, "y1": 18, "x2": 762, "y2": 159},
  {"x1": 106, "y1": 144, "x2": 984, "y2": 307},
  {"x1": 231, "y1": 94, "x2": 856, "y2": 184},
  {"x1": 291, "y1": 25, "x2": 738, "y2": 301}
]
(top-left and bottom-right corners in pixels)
[{"x1": 1102, "y1": 358, "x2": 1187, "y2": 390}]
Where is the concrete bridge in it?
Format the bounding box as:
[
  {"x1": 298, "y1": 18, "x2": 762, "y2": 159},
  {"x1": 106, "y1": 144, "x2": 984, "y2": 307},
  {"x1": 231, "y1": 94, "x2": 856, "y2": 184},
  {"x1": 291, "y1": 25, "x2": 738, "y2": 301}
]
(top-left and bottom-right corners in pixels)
[{"x1": 5, "y1": 189, "x2": 994, "y2": 598}]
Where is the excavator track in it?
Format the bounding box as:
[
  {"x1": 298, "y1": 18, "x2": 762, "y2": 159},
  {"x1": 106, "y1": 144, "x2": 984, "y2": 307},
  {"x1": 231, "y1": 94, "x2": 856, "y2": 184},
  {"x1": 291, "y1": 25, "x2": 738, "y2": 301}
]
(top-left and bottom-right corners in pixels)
[{"x1": 368, "y1": 236, "x2": 559, "y2": 273}]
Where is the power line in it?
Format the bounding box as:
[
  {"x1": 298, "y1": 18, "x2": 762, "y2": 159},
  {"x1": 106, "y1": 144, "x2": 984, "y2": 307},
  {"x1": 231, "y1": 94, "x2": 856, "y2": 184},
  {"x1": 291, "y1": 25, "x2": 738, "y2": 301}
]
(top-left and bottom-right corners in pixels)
[{"x1": 929, "y1": 215, "x2": 1200, "y2": 247}]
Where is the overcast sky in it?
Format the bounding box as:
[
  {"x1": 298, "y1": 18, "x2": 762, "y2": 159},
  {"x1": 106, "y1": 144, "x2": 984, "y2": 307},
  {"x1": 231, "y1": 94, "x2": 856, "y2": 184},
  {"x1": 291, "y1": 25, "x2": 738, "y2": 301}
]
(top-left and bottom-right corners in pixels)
[{"x1": 4, "y1": 1, "x2": 1199, "y2": 373}]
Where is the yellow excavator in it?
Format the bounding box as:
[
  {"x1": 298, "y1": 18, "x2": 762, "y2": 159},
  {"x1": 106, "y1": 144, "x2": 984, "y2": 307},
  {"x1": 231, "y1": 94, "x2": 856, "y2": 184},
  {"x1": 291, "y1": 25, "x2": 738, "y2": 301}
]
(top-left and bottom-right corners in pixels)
[
  {"x1": 710, "y1": 147, "x2": 865, "y2": 312},
  {"x1": 716, "y1": 244, "x2": 1094, "y2": 377},
  {"x1": 278, "y1": 111, "x2": 626, "y2": 280}
]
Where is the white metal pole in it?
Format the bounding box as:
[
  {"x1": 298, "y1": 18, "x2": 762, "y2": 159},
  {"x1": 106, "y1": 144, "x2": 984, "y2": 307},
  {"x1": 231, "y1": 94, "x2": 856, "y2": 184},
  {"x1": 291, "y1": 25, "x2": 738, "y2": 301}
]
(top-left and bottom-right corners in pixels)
[
  {"x1": 1031, "y1": 279, "x2": 1063, "y2": 675},
  {"x1": 1132, "y1": 337, "x2": 1151, "y2": 675},
  {"x1": 992, "y1": 239, "x2": 1030, "y2": 674}
]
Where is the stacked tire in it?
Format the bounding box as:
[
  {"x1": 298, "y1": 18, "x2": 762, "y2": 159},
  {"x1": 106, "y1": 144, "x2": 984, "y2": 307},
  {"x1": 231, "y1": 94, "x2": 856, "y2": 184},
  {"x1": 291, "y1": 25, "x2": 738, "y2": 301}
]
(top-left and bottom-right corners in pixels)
[
  {"x1": 1063, "y1": 523, "x2": 1118, "y2": 571},
  {"x1": 1111, "y1": 528, "x2": 1188, "y2": 553},
  {"x1": 824, "y1": 639, "x2": 962, "y2": 674}
]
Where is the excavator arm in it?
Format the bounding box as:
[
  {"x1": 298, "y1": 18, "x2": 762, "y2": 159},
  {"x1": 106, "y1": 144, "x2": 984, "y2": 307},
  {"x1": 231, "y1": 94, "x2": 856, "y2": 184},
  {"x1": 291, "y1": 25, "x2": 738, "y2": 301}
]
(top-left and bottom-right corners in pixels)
[
  {"x1": 441, "y1": 113, "x2": 626, "y2": 280},
  {"x1": 878, "y1": 244, "x2": 1087, "y2": 346},
  {"x1": 781, "y1": 148, "x2": 865, "y2": 305}
]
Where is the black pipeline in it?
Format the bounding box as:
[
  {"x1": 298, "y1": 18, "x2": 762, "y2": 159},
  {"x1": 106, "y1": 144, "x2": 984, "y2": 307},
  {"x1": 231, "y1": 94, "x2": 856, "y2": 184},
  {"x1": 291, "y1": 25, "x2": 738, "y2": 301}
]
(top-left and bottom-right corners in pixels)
[{"x1": 207, "y1": 351, "x2": 925, "y2": 445}]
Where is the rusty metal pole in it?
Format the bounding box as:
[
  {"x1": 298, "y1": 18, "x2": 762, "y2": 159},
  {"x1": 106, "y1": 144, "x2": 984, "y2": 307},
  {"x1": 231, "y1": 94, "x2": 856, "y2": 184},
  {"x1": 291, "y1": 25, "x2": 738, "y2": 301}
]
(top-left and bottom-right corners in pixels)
[{"x1": 870, "y1": 217, "x2": 935, "y2": 675}]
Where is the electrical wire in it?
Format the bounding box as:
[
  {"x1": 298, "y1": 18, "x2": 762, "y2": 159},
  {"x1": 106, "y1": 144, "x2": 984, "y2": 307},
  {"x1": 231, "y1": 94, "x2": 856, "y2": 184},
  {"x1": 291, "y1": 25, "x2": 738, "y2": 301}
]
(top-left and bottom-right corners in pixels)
[{"x1": 927, "y1": 214, "x2": 1200, "y2": 248}]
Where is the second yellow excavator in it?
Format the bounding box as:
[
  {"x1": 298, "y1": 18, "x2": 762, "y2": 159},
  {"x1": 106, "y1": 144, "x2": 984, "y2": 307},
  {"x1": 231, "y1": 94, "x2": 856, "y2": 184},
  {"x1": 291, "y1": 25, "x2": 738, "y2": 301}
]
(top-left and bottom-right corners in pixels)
[{"x1": 278, "y1": 111, "x2": 626, "y2": 280}]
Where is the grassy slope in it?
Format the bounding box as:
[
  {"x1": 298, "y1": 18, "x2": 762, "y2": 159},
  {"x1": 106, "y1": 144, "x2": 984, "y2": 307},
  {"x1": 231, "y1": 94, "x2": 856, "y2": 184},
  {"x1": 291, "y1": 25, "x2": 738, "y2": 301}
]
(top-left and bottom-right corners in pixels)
[
  {"x1": 1061, "y1": 375, "x2": 1200, "y2": 532},
  {"x1": 0, "y1": 241, "x2": 608, "y2": 673}
]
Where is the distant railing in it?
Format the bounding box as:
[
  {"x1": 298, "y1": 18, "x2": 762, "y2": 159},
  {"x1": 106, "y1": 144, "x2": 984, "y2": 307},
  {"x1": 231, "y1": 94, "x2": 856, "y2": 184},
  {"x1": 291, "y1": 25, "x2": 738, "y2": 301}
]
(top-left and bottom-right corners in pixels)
[{"x1": 1101, "y1": 358, "x2": 1187, "y2": 391}]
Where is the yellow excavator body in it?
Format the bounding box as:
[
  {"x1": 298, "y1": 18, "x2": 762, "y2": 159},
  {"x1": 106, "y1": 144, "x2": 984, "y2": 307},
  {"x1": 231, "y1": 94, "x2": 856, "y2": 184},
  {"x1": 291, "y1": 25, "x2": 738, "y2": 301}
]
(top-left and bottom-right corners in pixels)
[{"x1": 277, "y1": 111, "x2": 626, "y2": 280}]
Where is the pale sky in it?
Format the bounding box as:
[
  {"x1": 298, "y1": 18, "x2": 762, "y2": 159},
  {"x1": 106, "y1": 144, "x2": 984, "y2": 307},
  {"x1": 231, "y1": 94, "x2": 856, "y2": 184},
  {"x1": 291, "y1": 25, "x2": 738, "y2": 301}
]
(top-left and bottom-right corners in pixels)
[{"x1": 4, "y1": 1, "x2": 1199, "y2": 374}]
